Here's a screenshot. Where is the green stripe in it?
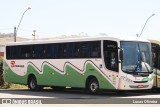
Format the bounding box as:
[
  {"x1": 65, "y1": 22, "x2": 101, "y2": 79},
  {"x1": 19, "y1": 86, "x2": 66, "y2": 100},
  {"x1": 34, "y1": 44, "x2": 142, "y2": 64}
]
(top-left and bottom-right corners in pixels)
[{"x1": 4, "y1": 61, "x2": 115, "y2": 89}]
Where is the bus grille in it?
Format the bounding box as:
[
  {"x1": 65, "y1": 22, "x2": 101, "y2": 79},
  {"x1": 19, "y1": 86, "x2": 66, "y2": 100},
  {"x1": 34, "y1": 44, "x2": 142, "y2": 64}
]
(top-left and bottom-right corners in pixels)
[{"x1": 133, "y1": 81, "x2": 148, "y2": 83}]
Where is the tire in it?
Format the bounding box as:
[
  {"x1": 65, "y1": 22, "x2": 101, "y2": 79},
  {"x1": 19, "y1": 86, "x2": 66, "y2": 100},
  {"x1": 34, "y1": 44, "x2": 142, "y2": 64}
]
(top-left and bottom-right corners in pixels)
[
  {"x1": 28, "y1": 76, "x2": 42, "y2": 91},
  {"x1": 87, "y1": 78, "x2": 99, "y2": 94}
]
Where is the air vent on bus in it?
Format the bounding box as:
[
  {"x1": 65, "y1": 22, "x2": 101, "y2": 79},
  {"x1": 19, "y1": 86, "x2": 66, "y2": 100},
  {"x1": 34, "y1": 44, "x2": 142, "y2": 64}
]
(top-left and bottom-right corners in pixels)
[
  {"x1": 133, "y1": 74, "x2": 149, "y2": 77},
  {"x1": 129, "y1": 85, "x2": 149, "y2": 88}
]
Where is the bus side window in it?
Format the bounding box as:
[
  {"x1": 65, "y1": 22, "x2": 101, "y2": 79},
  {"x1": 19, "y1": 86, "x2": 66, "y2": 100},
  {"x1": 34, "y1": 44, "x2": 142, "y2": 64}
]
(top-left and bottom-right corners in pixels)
[
  {"x1": 25, "y1": 46, "x2": 31, "y2": 58},
  {"x1": 42, "y1": 45, "x2": 46, "y2": 58},
  {"x1": 67, "y1": 43, "x2": 72, "y2": 58},
  {"x1": 46, "y1": 44, "x2": 54, "y2": 58},
  {"x1": 90, "y1": 41, "x2": 101, "y2": 58},
  {"x1": 21, "y1": 46, "x2": 25, "y2": 59},
  {"x1": 56, "y1": 44, "x2": 64, "y2": 58},
  {"x1": 73, "y1": 43, "x2": 81, "y2": 58},
  {"x1": 63, "y1": 44, "x2": 68, "y2": 58},
  {"x1": 35, "y1": 45, "x2": 40, "y2": 59},
  {"x1": 80, "y1": 42, "x2": 88, "y2": 58},
  {"x1": 10, "y1": 47, "x2": 15, "y2": 59},
  {"x1": 36, "y1": 45, "x2": 46, "y2": 59},
  {"x1": 19, "y1": 46, "x2": 25, "y2": 59},
  {"x1": 13, "y1": 46, "x2": 17, "y2": 59},
  {"x1": 32, "y1": 45, "x2": 36, "y2": 58}
]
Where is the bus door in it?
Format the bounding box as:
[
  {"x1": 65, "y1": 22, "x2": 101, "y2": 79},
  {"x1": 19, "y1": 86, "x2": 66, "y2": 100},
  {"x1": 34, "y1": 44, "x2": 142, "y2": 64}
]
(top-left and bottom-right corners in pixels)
[
  {"x1": 103, "y1": 40, "x2": 119, "y2": 88},
  {"x1": 152, "y1": 43, "x2": 160, "y2": 88},
  {"x1": 157, "y1": 46, "x2": 160, "y2": 88}
]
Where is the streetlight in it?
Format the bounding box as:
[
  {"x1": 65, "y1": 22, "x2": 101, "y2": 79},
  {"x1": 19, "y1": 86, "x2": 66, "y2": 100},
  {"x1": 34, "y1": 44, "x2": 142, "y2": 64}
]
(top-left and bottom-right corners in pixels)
[
  {"x1": 14, "y1": 7, "x2": 31, "y2": 42},
  {"x1": 32, "y1": 30, "x2": 36, "y2": 40},
  {"x1": 138, "y1": 14, "x2": 155, "y2": 37}
]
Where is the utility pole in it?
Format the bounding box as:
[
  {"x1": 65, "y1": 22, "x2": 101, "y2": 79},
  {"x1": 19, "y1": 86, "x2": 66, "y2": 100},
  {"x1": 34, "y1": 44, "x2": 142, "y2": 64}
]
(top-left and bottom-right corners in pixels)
[
  {"x1": 14, "y1": 7, "x2": 31, "y2": 42},
  {"x1": 14, "y1": 27, "x2": 16, "y2": 42},
  {"x1": 32, "y1": 30, "x2": 36, "y2": 40}
]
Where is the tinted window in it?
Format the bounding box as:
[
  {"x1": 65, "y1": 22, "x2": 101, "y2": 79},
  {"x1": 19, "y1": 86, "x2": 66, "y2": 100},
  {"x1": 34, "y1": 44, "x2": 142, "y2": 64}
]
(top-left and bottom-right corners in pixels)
[
  {"x1": 90, "y1": 41, "x2": 101, "y2": 58},
  {"x1": 151, "y1": 43, "x2": 159, "y2": 68},
  {"x1": 6, "y1": 41, "x2": 101, "y2": 59},
  {"x1": 55, "y1": 43, "x2": 68, "y2": 58},
  {"x1": 46, "y1": 44, "x2": 54, "y2": 58},
  {"x1": 103, "y1": 40, "x2": 118, "y2": 72},
  {"x1": 80, "y1": 42, "x2": 88, "y2": 58}
]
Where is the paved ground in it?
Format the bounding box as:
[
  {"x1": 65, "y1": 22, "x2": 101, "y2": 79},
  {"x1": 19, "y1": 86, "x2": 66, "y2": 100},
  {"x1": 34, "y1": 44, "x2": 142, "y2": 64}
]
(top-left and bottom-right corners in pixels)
[{"x1": 0, "y1": 88, "x2": 160, "y2": 107}]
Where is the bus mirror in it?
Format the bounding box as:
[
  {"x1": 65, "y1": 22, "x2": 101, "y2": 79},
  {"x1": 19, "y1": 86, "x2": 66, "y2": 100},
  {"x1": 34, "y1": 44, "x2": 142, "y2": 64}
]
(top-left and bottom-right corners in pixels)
[{"x1": 120, "y1": 49, "x2": 123, "y2": 61}]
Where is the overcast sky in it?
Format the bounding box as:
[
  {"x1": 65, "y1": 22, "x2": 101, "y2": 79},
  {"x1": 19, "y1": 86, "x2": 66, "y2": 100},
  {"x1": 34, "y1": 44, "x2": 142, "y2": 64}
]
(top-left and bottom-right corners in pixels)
[{"x1": 0, "y1": 0, "x2": 160, "y2": 39}]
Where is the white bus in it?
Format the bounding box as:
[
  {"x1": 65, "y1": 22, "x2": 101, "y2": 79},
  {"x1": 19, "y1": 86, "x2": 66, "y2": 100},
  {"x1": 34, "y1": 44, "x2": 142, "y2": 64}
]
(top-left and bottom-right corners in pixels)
[
  {"x1": 4, "y1": 36, "x2": 154, "y2": 94},
  {"x1": 149, "y1": 39, "x2": 160, "y2": 89}
]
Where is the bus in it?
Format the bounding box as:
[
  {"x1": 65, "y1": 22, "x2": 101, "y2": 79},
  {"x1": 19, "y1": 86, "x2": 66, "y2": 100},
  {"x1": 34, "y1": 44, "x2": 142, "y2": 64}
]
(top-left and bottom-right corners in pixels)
[
  {"x1": 149, "y1": 39, "x2": 160, "y2": 89},
  {"x1": 4, "y1": 36, "x2": 154, "y2": 94}
]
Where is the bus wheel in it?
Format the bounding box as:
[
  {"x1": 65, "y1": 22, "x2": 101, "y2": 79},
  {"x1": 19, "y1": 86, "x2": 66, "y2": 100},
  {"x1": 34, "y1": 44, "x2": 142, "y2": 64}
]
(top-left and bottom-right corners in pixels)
[
  {"x1": 28, "y1": 76, "x2": 42, "y2": 91},
  {"x1": 87, "y1": 78, "x2": 99, "y2": 94}
]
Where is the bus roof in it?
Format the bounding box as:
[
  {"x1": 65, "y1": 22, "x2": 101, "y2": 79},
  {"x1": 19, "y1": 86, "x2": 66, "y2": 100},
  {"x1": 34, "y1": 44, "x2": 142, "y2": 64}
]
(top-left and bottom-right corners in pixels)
[{"x1": 6, "y1": 35, "x2": 150, "y2": 46}]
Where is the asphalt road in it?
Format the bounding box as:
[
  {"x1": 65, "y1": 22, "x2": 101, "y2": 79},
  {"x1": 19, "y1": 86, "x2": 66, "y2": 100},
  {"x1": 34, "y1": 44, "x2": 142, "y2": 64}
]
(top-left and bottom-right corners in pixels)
[{"x1": 0, "y1": 88, "x2": 160, "y2": 104}]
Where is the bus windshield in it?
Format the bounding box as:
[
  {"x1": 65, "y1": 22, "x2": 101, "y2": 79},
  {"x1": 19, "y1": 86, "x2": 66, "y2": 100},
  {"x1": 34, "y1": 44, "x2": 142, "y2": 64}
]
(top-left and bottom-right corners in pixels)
[{"x1": 121, "y1": 41, "x2": 152, "y2": 73}]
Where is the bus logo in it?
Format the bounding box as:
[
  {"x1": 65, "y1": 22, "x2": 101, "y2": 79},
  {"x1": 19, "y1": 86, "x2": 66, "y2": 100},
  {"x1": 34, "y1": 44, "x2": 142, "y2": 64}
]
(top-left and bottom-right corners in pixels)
[
  {"x1": 10, "y1": 61, "x2": 24, "y2": 68},
  {"x1": 11, "y1": 61, "x2": 15, "y2": 68}
]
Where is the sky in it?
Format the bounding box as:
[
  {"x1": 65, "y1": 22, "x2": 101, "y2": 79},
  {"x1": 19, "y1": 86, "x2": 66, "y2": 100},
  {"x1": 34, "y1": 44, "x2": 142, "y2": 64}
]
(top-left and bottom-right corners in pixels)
[{"x1": 0, "y1": 0, "x2": 160, "y2": 39}]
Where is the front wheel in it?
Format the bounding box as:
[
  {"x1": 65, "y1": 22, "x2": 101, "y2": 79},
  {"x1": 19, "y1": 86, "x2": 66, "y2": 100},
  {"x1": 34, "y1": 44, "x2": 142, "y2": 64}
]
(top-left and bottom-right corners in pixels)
[
  {"x1": 28, "y1": 76, "x2": 42, "y2": 91},
  {"x1": 87, "y1": 78, "x2": 99, "y2": 94}
]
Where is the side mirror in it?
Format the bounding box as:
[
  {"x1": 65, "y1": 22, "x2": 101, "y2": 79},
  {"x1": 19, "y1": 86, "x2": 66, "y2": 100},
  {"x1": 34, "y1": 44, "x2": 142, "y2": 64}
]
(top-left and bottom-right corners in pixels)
[{"x1": 120, "y1": 49, "x2": 123, "y2": 61}]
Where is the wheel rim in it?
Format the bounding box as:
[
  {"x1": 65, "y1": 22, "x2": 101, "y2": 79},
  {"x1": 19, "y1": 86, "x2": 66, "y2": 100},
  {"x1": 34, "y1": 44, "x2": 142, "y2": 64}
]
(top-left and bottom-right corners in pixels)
[
  {"x1": 30, "y1": 79, "x2": 36, "y2": 89},
  {"x1": 90, "y1": 82, "x2": 98, "y2": 92}
]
